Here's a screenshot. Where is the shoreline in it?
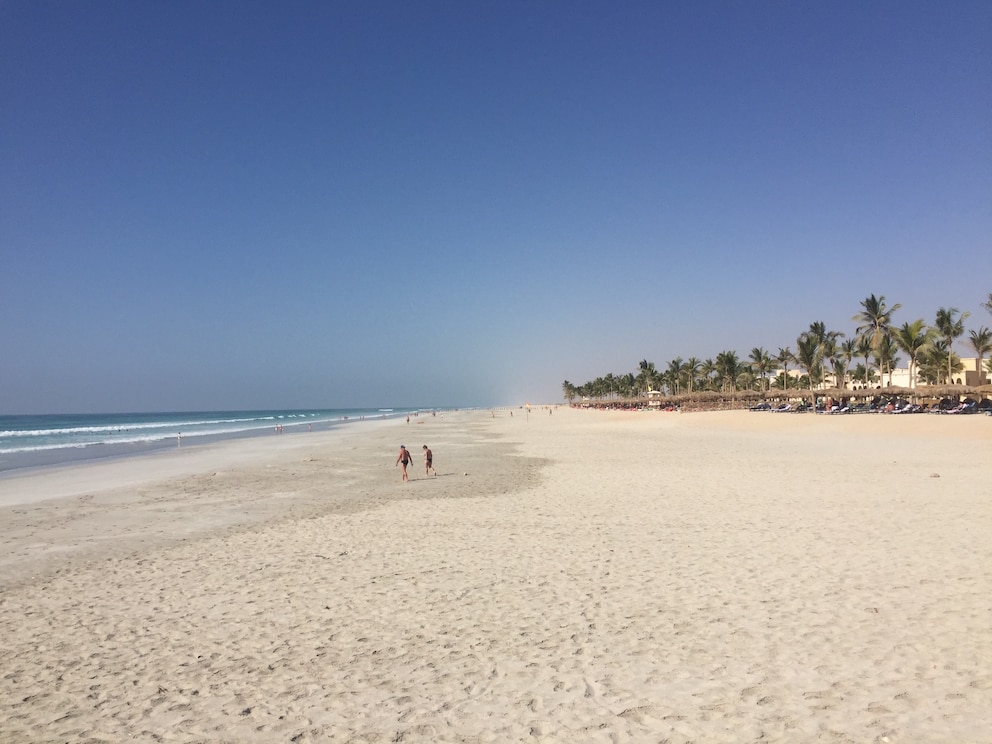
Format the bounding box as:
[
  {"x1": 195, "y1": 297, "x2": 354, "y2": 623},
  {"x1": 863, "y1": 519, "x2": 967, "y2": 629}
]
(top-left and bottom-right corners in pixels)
[
  {"x1": 0, "y1": 415, "x2": 397, "y2": 496},
  {"x1": 1, "y1": 407, "x2": 989, "y2": 741},
  {"x1": 0, "y1": 407, "x2": 436, "y2": 475},
  {"x1": 0, "y1": 410, "x2": 543, "y2": 587}
]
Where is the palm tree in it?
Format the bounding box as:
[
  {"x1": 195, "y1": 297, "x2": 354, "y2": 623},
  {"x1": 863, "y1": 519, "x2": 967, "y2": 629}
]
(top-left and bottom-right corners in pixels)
[
  {"x1": 771, "y1": 371, "x2": 791, "y2": 390},
  {"x1": 829, "y1": 339, "x2": 857, "y2": 390},
  {"x1": 684, "y1": 357, "x2": 701, "y2": 393},
  {"x1": 831, "y1": 357, "x2": 849, "y2": 392},
  {"x1": 853, "y1": 294, "x2": 901, "y2": 383},
  {"x1": 715, "y1": 351, "x2": 741, "y2": 393},
  {"x1": 658, "y1": 369, "x2": 674, "y2": 395},
  {"x1": 876, "y1": 335, "x2": 900, "y2": 387},
  {"x1": 667, "y1": 358, "x2": 685, "y2": 395},
  {"x1": 917, "y1": 343, "x2": 940, "y2": 384},
  {"x1": 795, "y1": 332, "x2": 821, "y2": 401},
  {"x1": 562, "y1": 380, "x2": 577, "y2": 402},
  {"x1": 892, "y1": 319, "x2": 933, "y2": 389},
  {"x1": 851, "y1": 363, "x2": 877, "y2": 388},
  {"x1": 840, "y1": 338, "x2": 857, "y2": 362},
  {"x1": 935, "y1": 307, "x2": 971, "y2": 384},
  {"x1": 919, "y1": 338, "x2": 963, "y2": 384},
  {"x1": 749, "y1": 347, "x2": 774, "y2": 391},
  {"x1": 621, "y1": 372, "x2": 636, "y2": 398},
  {"x1": 807, "y1": 321, "x2": 844, "y2": 389},
  {"x1": 775, "y1": 347, "x2": 795, "y2": 389},
  {"x1": 856, "y1": 335, "x2": 873, "y2": 385},
  {"x1": 983, "y1": 292, "x2": 992, "y2": 315},
  {"x1": 700, "y1": 358, "x2": 716, "y2": 391},
  {"x1": 588, "y1": 377, "x2": 602, "y2": 400},
  {"x1": 821, "y1": 335, "x2": 840, "y2": 387},
  {"x1": 968, "y1": 326, "x2": 992, "y2": 385},
  {"x1": 636, "y1": 360, "x2": 658, "y2": 395},
  {"x1": 603, "y1": 373, "x2": 616, "y2": 399},
  {"x1": 837, "y1": 338, "x2": 858, "y2": 389}
]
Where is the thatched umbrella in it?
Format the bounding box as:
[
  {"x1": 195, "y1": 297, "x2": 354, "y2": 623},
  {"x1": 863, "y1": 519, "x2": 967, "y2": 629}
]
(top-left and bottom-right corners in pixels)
[
  {"x1": 765, "y1": 388, "x2": 812, "y2": 400},
  {"x1": 838, "y1": 387, "x2": 875, "y2": 398},
  {"x1": 917, "y1": 384, "x2": 973, "y2": 398},
  {"x1": 876, "y1": 386, "x2": 915, "y2": 397},
  {"x1": 666, "y1": 390, "x2": 705, "y2": 411},
  {"x1": 674, "y1": 390, "x2": 755, "y2": 410},
  {"x1": 816, "y1": 387, "x2": 853, "y2": 399},
  {"x1": 839, "y1": 386, "x2": 909, "y2": 398},
  {"x1": 689, "y1": 391, "x2": 725, "y2": 404}
]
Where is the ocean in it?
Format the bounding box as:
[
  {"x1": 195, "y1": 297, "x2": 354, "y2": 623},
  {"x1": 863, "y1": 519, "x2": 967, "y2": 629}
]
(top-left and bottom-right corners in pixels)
[{"x1": 0, "y1": 408, "x2": 428, "y2": 473}]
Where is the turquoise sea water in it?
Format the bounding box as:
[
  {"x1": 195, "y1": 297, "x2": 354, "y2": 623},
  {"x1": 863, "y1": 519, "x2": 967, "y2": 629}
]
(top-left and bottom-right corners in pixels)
[{"x1": 0, "y1": 408, "x2": 428, "y2": 472}]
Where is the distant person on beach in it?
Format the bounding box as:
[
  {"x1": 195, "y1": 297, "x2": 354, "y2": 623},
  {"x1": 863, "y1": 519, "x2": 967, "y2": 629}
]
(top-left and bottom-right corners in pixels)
[
  {"x1": 396, "y1": 445, "x2": 412, "y2": 481},
  {"x1": 423, "y1": 445, "x2": 435, "y2": 476}
]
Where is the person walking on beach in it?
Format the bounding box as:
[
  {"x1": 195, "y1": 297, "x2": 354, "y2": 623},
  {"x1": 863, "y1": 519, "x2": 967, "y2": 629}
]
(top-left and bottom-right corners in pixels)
[
  {"x1": 423, "y1": 445, "x2": 435, "y2": 476},
  {"x1": 396, "y1": 445, "x2": 412, "y2": 481}
]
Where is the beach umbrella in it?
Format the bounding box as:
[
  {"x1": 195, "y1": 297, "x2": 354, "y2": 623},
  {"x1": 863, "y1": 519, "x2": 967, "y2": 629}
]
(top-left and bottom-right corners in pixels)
[
  {"x1": 846, "y1": 388, "x2": 884, "y2": 398},
  {"x1": 765, "y1": 388, "x2": 811, "y2": 399},
  {"x1": 876, "y1": 386, "x2": 915, "y2": 397},
  {"x1": 690, "y1": 391, "x2": 723, "y2": 401},
  {"x1": 841, "y1": 386, "x2": 911, "y2": 398},
  {"x1": 816, "y1": 387, "x2": 852, "y2": 399},
  {"x1": 917, "y1": 384, "x2": 973, "y2": 398}
]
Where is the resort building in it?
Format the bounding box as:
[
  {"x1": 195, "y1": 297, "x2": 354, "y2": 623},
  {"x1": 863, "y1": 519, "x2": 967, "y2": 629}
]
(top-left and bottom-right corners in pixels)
[
  {"x1": 773, "y1": 358, "x2": 987, "y2": 390},
  {"x1": 885, "y1": 358, "x2": 986, "y2": 388}
]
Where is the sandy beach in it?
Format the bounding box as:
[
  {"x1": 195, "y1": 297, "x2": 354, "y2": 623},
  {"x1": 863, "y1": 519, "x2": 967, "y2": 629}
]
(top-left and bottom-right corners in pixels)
[{"x1": 1, "y1": 408, "x2": 990, "y2": 743}]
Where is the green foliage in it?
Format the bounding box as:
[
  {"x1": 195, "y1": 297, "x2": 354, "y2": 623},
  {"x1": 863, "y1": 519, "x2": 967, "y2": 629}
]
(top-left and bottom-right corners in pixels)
[
  {"x1": 853, "y1": 294, "x2": 900, "y2": 382},
  {"x1": 968, "y1": 326, "x2": 992, "y2": 384},
  {"x1": 565, "y1": 294, "x2": 988, "y2": 399}
]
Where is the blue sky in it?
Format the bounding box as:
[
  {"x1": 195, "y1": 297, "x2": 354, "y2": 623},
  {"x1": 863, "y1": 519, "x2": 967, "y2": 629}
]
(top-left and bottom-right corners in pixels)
[{"x1": 2, "y1": 1, "x2": 990, "y2": 413}]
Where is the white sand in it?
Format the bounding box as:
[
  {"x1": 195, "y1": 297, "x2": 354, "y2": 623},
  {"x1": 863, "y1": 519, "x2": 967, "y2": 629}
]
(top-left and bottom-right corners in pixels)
[{"x1": 1, "y1": 408, "x2": 990, "y2": 743}]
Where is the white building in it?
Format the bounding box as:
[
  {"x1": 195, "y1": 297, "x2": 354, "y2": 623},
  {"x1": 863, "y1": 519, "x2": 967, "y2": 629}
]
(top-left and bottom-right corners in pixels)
[
  {"x1": 885, "y1": 357, "x2": 986, "y2": 388},
  {"x1": 774, "y1": 357, "x2": 988, "y2": 389}
]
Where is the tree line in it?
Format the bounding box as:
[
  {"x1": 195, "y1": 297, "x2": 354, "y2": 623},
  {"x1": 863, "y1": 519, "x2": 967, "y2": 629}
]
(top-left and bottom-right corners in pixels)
[{"x1": 562, "y1": 293, "x2": 992, "y2": 402}]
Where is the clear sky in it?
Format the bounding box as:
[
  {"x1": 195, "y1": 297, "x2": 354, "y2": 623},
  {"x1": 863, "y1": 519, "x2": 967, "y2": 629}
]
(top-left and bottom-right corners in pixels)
[{"x1": 2, "y1": 1, "x2": 990, "y2": 413}]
